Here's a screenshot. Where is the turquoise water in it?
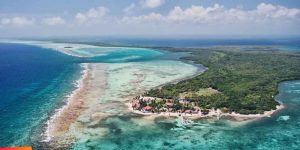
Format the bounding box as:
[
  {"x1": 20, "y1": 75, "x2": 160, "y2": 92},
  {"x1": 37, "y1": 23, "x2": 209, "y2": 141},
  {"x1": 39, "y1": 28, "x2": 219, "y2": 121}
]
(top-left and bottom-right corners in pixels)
[
  {"x1": 1, "y1": 42, "x2": 300, "y2": 149},
  {"x1": 74, "y1": 47, "x2": 162, "y2": 62},
  {"x1": 0, "y1": 42, "x2": 170, "y2": 148},
  {"x1": 71, "y1": 81, "x2": 300, "y2": 150}
]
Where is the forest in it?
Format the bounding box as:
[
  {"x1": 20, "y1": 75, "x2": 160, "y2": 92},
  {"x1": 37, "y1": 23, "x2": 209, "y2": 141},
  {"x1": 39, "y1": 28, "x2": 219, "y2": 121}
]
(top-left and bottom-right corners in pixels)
[{"x1": 145, "y1": 46, "x2": 300, "y2": 114}]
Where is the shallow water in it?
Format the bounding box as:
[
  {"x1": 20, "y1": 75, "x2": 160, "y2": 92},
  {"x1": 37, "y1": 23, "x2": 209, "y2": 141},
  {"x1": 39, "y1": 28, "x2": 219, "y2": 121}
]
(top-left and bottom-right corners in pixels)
[
  {"x1": 70, "y1": 81, "x2": 300, "y2": 150},
  {"x1": 67, "y1": 60, "x2": 201, "y2": 149},
  {"x1": 64, "y1": 44, "x2": 300, "y2": 149},
  {"x1": 0, "y1": 41, "x2": 201, "y2": 148},
  {"x1": 1, "y1": 41, "x2": 300, "y2": 149}
]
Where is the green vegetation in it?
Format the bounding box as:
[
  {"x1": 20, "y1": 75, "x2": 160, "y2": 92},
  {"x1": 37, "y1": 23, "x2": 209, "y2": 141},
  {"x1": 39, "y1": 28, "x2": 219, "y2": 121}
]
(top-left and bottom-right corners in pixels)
[
  {"x1": 179, "y1": 88, "x2": 219, "y2": 98},
  {"x1": 145, "y1": 46, "x2": 300, "y2": 114}
]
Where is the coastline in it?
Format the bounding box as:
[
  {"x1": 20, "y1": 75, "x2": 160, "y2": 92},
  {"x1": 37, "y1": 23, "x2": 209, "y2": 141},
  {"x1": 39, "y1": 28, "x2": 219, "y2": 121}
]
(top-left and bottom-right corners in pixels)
[
  {"x1": 0, "y1": 40, "x2": 98, "y2": 57},
  {"x1": 0, "y1": 40, "x2": 103, "y2": 142},
  {"x1": 220, "y1": 104, "x2": 284, "y2": 121},
  {"x1": 125, "y1": 47, "x2": 288, "y2": 122},
  {"x1": 127, "y1": 101, "x2": 284, "y2": 121},
  {"x1": 43, "y1": 63, "x2": 107, "y2": 142},
  {"x1": 43, "y1": 63, "x2": 88, "y2": 141}
]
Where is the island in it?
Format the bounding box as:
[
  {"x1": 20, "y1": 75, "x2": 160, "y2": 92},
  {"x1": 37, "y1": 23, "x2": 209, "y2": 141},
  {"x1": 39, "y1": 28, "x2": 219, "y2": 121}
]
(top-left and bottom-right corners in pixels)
[{"x1": 131, "y1": 46, "x2": 300, "y2": 118}]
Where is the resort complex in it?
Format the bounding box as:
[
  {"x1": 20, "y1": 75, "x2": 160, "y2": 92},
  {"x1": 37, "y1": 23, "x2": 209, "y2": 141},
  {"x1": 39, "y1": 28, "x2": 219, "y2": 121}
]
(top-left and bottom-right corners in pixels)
[{"x1": 131, "y1": 91, "x2": 216, "y2": 117}]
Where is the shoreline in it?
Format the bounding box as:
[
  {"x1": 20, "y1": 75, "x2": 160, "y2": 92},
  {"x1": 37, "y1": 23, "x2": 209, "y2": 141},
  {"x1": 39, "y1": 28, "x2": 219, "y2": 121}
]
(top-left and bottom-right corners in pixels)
[
  {"x1": 127, "y1": 102, "x2": 284, "y2": 121},
  {"x1": 220, "y1": 104, "x2": 284, "y2": 121},
  {"x1": 43, "y1": 63, "x2": 89, "y2": 142},
  {"x1": 0, "y1": 40, "x2": 98, "y2": 57},
  {"x1": 43, "y1": 63, "x2": 107, "y2": 142}
]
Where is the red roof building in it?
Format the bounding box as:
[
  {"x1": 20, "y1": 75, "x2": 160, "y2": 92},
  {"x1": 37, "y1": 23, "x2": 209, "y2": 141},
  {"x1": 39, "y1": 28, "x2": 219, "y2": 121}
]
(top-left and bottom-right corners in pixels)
[
  {"x1": 185, "y1": 110, "x2": 193, "y2": 113},
  {"x1": 143, "y1": 106, "x2": 152, "y2": 111}
]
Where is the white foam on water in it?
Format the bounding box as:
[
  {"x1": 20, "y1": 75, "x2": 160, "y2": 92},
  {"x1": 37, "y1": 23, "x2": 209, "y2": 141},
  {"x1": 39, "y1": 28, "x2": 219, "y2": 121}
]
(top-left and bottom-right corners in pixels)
[
  {"x1": 276, "y1": 115, "x2": 290, "y2": 121},
  {"x1": 42, "y1": 63, "x2": 89, "y2": 142}
]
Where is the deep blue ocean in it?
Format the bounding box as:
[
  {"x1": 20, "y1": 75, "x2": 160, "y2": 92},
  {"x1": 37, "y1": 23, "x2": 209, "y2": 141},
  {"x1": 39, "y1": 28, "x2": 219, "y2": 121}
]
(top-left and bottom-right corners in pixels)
[{"x1": 0, "y1": 43, "x2": 81, "y2": 146}]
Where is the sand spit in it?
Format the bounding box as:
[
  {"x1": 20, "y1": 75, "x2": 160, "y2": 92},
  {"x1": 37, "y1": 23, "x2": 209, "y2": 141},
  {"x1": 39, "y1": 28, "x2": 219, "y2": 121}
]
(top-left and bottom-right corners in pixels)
[
  {"x1": 0, "y1": 40, "x2": 98, "y2": 57},
  {"x1": 220, "y1": 104, "x2": 285, "y2": 121},
  {"x1": 45, "y1": 63, "x2": 106, "y2": 142}
]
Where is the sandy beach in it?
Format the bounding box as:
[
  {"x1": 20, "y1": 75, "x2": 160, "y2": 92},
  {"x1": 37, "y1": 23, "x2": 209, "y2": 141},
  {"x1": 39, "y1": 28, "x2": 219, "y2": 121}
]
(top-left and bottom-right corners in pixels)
[{"x1": 127, "y1": 101, "x2": 285, "y2": 122}]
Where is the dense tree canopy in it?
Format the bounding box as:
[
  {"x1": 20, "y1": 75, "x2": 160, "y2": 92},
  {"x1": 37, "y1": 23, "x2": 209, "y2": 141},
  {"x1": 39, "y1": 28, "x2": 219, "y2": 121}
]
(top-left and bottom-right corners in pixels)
[{"x1": 146, "y1": 46, "x2": 300, "y2": 114}]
